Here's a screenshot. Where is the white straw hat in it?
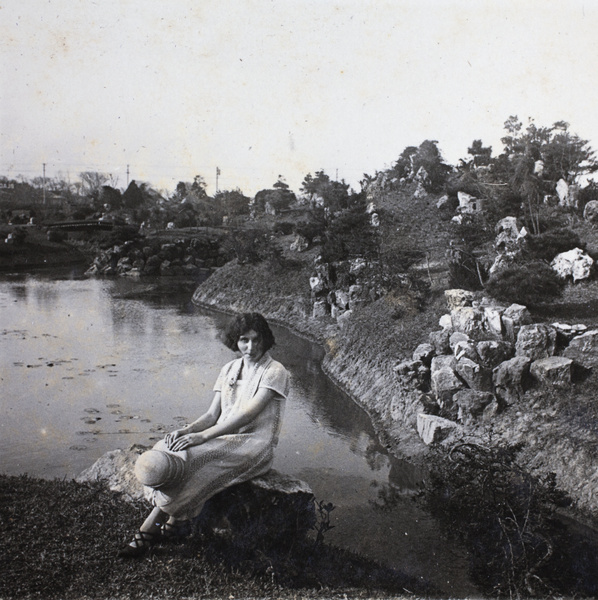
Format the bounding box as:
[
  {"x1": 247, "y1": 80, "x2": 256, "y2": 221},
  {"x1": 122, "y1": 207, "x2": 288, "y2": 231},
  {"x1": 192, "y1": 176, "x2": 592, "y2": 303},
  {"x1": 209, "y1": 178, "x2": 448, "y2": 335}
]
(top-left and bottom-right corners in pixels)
[{"x1": 134, "y1": 449, "x2": 186, "y2": 488}]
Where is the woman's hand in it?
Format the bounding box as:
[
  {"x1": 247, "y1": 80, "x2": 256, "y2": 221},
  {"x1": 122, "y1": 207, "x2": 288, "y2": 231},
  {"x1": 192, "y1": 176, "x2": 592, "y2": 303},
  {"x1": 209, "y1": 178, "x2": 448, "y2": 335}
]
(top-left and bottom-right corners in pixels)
[
  {"x1": 168, "y1": 432, "x2": 208, "y2": 452},
  {"x1": 164, "y1": 427, "x2": 189, "y2": 449}
]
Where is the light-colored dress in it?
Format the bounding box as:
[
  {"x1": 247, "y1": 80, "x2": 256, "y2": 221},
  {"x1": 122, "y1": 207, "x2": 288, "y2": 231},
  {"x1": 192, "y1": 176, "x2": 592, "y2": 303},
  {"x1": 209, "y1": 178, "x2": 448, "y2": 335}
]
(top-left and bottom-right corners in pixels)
[{"x1": 145, "y1": 352, "x2": 289, "y2": 520}]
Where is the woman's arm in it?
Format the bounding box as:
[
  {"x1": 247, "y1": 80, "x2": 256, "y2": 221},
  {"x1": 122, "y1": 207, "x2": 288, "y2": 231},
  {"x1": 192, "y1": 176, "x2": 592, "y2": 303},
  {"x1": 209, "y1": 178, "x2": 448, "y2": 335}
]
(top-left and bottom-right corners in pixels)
[
  {"x1": 165, "y1": 393, "x2": 222, "y2": 448},
  {"x1": 168, "y1": 387, "x2": 278, "y2": 451}
]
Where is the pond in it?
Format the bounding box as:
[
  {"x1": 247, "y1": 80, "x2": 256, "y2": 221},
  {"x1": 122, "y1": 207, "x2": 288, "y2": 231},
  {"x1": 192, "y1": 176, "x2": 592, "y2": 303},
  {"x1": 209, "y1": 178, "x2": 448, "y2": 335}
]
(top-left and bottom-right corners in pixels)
[{"x1": 0, "y1": 270, "x2": 476, "y2": 596}]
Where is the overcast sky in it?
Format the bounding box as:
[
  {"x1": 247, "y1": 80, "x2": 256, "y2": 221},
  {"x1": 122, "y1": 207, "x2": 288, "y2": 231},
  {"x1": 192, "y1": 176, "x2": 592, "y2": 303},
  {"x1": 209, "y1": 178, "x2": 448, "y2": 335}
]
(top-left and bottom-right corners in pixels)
[{"x1": 1, "y1": 0, "x2": 597, "y2": 196}]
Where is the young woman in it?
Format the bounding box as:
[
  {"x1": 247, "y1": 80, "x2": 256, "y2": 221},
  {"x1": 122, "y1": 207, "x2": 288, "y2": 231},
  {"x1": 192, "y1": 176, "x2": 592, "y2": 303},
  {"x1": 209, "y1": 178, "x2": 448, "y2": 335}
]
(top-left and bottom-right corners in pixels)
[{"x1": 119, "y1": 312, "x2": 289, "y2": 557}]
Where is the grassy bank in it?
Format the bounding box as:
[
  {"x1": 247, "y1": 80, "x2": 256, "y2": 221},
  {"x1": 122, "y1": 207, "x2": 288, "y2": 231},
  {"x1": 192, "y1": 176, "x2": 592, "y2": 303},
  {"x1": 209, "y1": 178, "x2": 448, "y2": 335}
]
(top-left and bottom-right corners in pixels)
[{"x1": 0, "y1": 474, "x2": 435, "y2": 600}]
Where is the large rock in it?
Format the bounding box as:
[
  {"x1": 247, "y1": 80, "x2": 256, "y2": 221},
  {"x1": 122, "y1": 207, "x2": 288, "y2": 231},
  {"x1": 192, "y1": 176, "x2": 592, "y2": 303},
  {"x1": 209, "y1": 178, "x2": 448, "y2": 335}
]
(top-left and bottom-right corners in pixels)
[
  {"x1": 501, "y1": 304, "x2": 532, "y2": 342},
  {"x1": 563, "y1": 329, "x2": 598, "y2": 368},
  {"x1": 454, "y1": 390, "x2": 498, "y2": 424},
  {"x1": 417, "y1": 414, "x2": 461, "y2": 445},
  {"x1": 583, "y1": 199, "x2": 598, "y2": 224},
  {"x1": 428, "y1": 329, "x2": 451, "y2": 355},
  {"x1": 77, "y1": 445, "x2": 146, "y2": 501},
  {"x1": 431, "y1": 365, "x2": 464, "y2": 405},
  {"x1": 493, "y1": 356, "x2": 532, "y2": 404},
  {"x1": 551, "y1": 248, "x2": 594, "y2": 282},
  {"x1": 455, "y1": 357, "x2": 493, "y2": 392},
  {"x1": 412, "y1": 343, "x2": 435, "y2": 366},
  {"x1": 516, "y1": 324, "x2": 557, "y2": 360},
  {"x1": 78, "y1": 447, "x2": 315, "y2": 550},
  {"x1": 450, "y1": 307, "x2": 486, "y2": 339},
  {"x1": 444, "y1": 289, "x2": 475, "y2": 311},
  {"x1": 476, "y1": 340, "x2": 514, "y2": 369},
  {"x1": 530, "y1": 356, "x2": 573, "y2": 387}
]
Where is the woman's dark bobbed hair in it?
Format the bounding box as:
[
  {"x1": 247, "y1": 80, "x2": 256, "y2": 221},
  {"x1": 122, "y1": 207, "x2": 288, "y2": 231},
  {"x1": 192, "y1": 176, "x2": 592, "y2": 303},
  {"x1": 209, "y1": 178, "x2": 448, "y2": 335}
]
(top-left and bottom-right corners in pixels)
[{"x1": 223, "y1": 312, "x2": 275, "y2": 352}]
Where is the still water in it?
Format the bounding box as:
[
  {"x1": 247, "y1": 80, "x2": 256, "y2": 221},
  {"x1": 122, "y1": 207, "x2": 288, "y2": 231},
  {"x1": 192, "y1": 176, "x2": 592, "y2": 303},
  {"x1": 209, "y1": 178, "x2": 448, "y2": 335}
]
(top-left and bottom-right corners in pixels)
[{"x1": 0, "y1": 271, "x2": 476, "y2": 596}]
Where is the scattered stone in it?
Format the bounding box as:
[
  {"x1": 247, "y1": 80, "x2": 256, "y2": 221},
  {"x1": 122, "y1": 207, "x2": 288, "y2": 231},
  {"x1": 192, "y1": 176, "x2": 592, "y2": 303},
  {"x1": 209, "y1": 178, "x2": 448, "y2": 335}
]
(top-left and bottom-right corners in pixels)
[
  {"x1": 450, "y1": 306, "x2": 486, "y2": 338},
  {"x1": 430, "y1": 366, "x2": 464, "y2": 404},
  {"x1": 493, "y1": 356, "x2": 532, "y2": 404},
  {"x1": 439, "y1": 314, "x2": 453, "y2": 330},
  {"x1": 530, "y1": 356, "x2": 573, "y2": 387},
  {"x1": 551, "y1": 248, "x2": 594, "y2": 282},
  {"x1": 417, "y1": 414, "x2": 461, "y2": 445},
  {"x1": 428, "y1": 329, "x2": 451, "y2": 355},
  {"x1": 583, "y1": 199, "x2": 598, "y2": 223},
  {"x1": 563, "y1": 329, "x2": 598, "y2": 368},
  {"x1": 456, "y1": 357, "x2": 493, "y2": 391},
  {"x1": 476, "y1": 340, "x2": 514, "y2": 369},
  {"x1": 501, "y1": 303, "x2": 533, "y2": 342},
  {"x1": 412, "y1": 343, "x2": 435, "y2": 366},
  {"x1": 444, "y1": 289, "x2": 475, "y2": 311},
  {"x1": 516, "y1": 324, "x2": 557, "y2": 360},
  {"x1": 454, "y1": 390, "x2": 497, "y2": 424}
]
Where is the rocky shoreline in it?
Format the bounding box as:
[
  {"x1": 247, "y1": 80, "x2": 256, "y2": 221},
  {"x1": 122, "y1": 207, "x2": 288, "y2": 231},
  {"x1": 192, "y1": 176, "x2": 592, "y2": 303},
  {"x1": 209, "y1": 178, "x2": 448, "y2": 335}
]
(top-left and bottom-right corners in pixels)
[{"x1": 192, "y1": 259, "x2": 598, "y2": 527}]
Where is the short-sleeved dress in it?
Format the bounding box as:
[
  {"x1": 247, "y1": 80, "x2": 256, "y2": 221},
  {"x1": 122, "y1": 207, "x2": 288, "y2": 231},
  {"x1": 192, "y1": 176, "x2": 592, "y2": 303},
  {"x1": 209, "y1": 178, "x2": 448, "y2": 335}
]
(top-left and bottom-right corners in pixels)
[{"x1": 144, "y1": 352, "x2": 289, "y2": 520}]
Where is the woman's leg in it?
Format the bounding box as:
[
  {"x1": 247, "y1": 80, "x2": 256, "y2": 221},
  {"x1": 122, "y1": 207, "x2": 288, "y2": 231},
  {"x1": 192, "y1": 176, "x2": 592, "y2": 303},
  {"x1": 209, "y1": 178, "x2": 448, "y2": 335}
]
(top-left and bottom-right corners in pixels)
[{"x1": 118, "y1": 507, "x2": 169, "y2": 557}]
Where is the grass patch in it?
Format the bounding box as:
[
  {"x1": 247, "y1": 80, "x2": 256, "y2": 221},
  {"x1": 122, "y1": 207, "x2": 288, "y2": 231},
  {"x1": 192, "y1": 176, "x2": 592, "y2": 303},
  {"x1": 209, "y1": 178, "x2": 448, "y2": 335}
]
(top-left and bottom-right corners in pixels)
[{"x1": 0, "y1": 474, "x2": 433, "y2": 599}]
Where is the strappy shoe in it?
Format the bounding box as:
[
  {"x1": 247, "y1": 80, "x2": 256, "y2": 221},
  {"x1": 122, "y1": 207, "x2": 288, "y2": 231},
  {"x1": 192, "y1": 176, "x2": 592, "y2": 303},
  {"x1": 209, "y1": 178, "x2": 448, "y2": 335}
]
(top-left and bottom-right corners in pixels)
[
  {"x1": 160, "y1": 522, "x2": 189, "y2": 543},
  {"x1": 117, "y1": 530, "x2": 158, "y2": 558}
]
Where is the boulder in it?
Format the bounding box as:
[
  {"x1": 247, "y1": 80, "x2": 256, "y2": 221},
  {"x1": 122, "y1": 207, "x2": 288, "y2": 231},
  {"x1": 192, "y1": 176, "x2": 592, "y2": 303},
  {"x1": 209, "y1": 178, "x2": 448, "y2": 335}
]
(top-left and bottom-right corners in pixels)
[
  {"x1": 530, "y1": 356, "x2": 573, "y2": 387},
  {"x1": 312, "y1": 299, "x2": 328, "y2": 318},
  {"x1": 493, "y1": 356, "x2": 532, "y2": 404},
  {"x1": 450, "y1": 307, "x2": 486, "y2": 339},
  {"x1": 449, "y1": 331, "x2": 470, "y2": 352},
  {"x1": 336, "y1": 309, "x2": 352, "y2": 326},
  {"x1": 394, "y1": 359, "x2": 428, "y2": 388},
  {"x1": 502, "y1": 303, "x2": 533, "y2": 342},
  {"x1": 454, "y1": 390, "x2": 498, "y2": 424},
  {"x1": 439, "y1": 314, "x2": 453, "y2": 330},
  {"x1": 516, "y1": 324, "x2": 557, "y2": 360},
  {"x1": 428, "y1": 329, "x2": 451, "y2": 355},
  {"x1": 77, "y1": 445, "x2": 146, "y2": 501},
  {"x1": 583, "y1": 199, "x2": 598, "y2": 224},
  {"x1": 563, "y1": 329, "x2": 598, "y2": 368},
  {"x1": 77, "y1": 446, "x2": 315, "y2": 548},
  {"x1": 452, "y1": 340, "x2": 478, "y2": 363},
  {"x1": 476, "y1": 340, "x2": 514, "y2": 369},
  {"x1": 444, "y1": 289, "x2": 475, "y2": 311},
  {"x1": 551, "y1": 248, "x2": 594, "y2": 282},
  {"x1": 417, "y1": 414, "x2": 461, "y2": 445},
  {"x1": 431, "y1": 366, "x2": 464, "y2": 404},
  {"x1": 431, "y1": 354, "x2": 457, "y2": 373},
  {"x1": 412, "y1": 343, "x2": 435, "y2": 366},
  {"x1": 456, "y1": 357, "x2": 493, "y2": 391},
  {"x1": 483, "y1": 306, "x2": 504, "y2": 337},
  {"x1": 556, "y1": 179, "x2": 569, "y2": 205}
]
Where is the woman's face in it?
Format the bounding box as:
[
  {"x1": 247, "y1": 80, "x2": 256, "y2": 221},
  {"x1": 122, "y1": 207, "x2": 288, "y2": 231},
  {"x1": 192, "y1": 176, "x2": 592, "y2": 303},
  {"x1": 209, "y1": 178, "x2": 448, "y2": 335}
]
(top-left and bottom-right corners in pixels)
[{"x1": 237, "y1": 329, "x2": 264, "y2": 361}]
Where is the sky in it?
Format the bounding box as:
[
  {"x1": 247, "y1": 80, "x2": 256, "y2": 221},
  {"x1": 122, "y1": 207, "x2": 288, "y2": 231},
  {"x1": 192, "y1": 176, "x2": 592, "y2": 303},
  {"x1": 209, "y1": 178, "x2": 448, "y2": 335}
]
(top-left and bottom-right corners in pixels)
[{"x1": 1, "y1": 0, "x2": 598, "y2": 196}]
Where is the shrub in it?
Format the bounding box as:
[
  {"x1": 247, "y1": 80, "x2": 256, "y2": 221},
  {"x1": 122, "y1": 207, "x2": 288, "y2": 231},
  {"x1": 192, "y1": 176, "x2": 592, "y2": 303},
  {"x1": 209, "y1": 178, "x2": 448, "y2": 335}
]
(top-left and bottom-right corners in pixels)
[
  {"x1": 422, "y1": 443, "x2": 573, "y2": 598},
  {"x1": 526, "y1": 227, "x2": 584, "y2": 261},
  {"x1": 484, "y1": 260, "x2": 565, "y2": 306}
]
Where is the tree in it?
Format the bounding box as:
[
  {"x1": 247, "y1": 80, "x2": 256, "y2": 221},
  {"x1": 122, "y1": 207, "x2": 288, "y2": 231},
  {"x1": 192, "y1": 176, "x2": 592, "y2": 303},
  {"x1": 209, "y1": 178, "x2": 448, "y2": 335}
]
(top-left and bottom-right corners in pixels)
[
  {"x1": 214, "y1": 188, "x2": 250, "y2": 217},
  {"x1": 122, "y1": 180, "x2": 144, "y2": 210},
  {"x1": 300, "y1": 170, "x2": 349, "y2": 210},
  {"x1": 467, "y1": 139, "x2": 493, "y2": 167},
  {"x1": 391, "y1": 141, "x2": 451, "y2": 191},
  {"x1": 79, "y1": 172, "x2": 110, "y2": 198}
]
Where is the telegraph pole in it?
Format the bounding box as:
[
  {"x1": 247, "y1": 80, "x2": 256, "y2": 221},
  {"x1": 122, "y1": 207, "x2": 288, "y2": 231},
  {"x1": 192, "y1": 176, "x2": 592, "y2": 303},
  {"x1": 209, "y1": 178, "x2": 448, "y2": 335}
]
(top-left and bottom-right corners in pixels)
[
  {"x1": 42, "y1": 163, "x2": 46, "y2": 204},
  {"x1": 216, "y1": 166, "x2": 220, "y2": 193},
  {"x1": 126, "y1": 164, "x2": 130, "y2": 187}
]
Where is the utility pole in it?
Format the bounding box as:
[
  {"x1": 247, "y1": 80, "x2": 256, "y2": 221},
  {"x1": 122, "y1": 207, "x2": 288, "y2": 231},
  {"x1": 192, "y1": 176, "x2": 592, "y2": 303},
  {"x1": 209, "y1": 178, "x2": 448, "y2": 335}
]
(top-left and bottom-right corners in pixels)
[
  {"x1": 216, "y1": 166, "x2": 220, "y2": 194},
  {"x1": 126, "y1": 164, "x2": 130, "y2": 187},
  {"x1": 42, "y1": 163, "x2": 46, "y2": 205}
]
